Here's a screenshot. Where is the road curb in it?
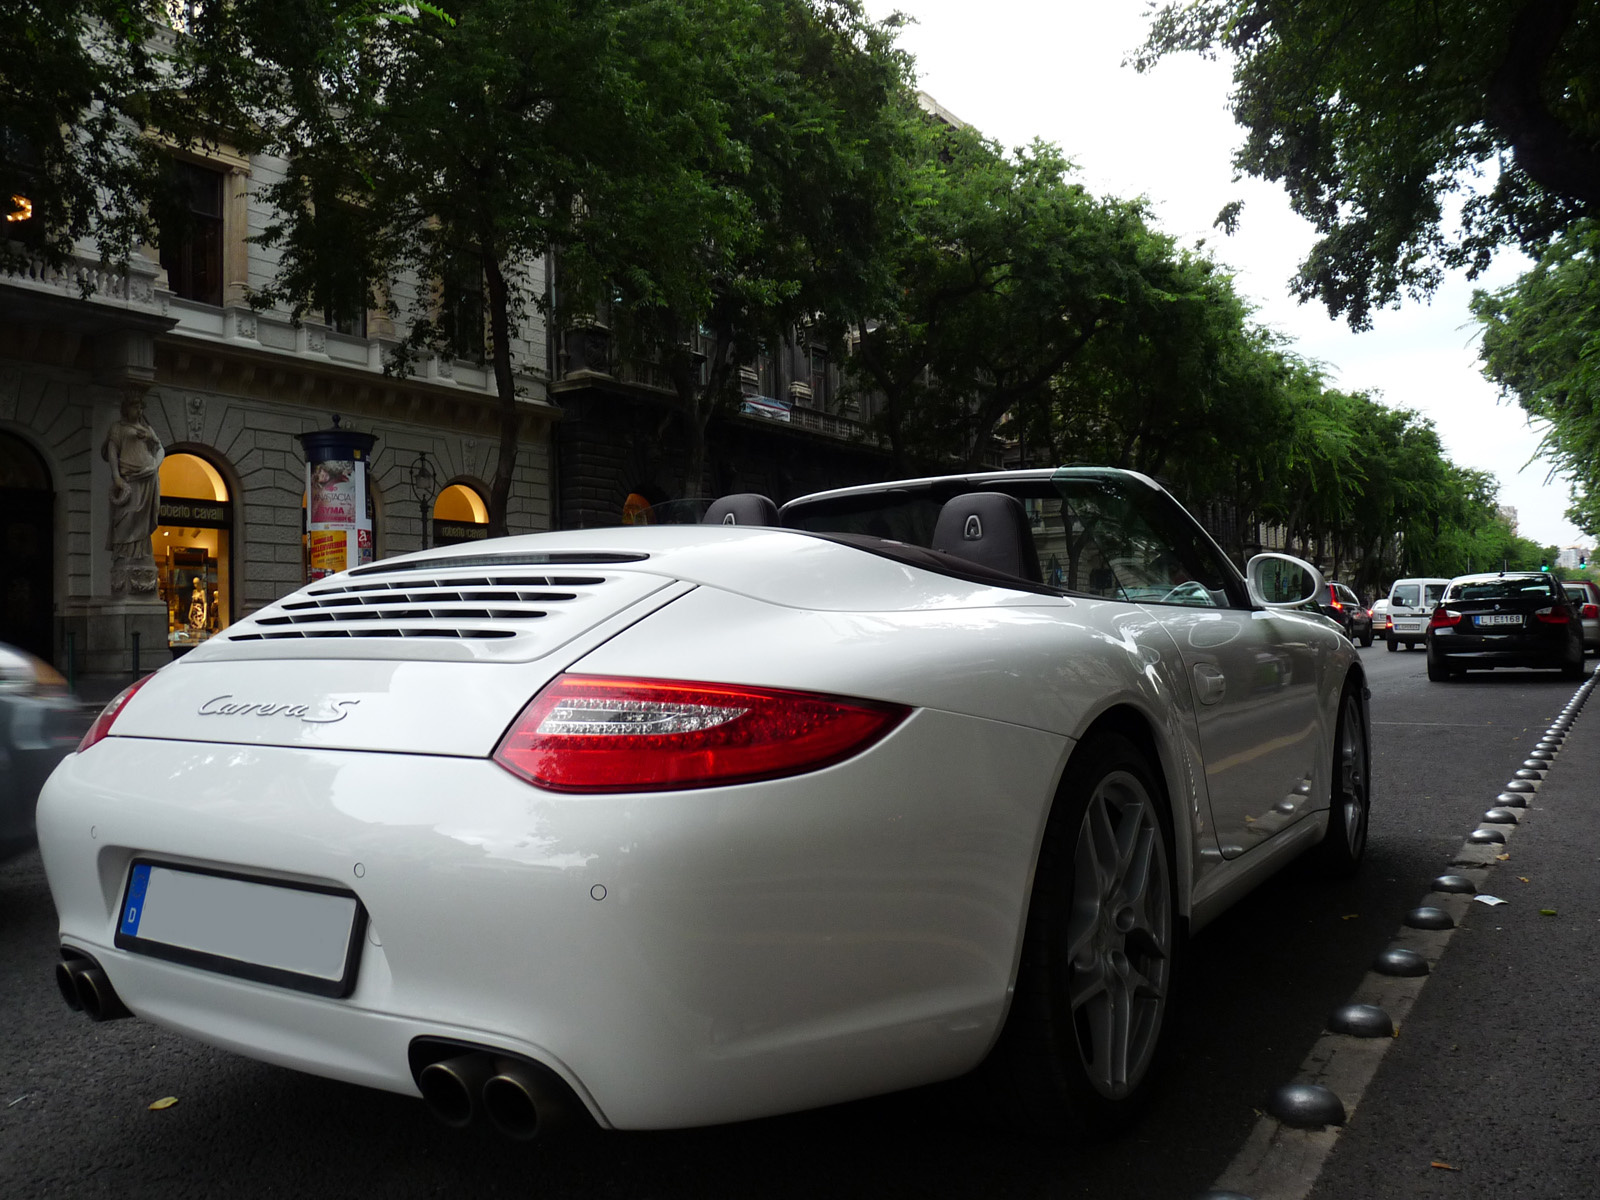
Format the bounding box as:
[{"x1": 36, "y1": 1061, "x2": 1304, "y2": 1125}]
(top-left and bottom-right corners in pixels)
[{"x1": 1199, "y1": 670, "x2": 1599, "y2": 1200}]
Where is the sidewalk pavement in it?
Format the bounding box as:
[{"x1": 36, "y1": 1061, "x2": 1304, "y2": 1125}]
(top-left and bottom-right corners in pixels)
[{"x1": 1306, "y1": 690, "x2": 1600, "y2": 1198}]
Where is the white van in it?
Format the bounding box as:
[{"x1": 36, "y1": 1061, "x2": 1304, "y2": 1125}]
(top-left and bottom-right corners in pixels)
[{"x1": 1384, "y1": 577, "x2": 1452, "y2": 650}]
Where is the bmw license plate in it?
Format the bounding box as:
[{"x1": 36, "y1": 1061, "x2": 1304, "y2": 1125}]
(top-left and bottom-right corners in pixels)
[
  {"x1": 1475, "y1": 614, "x2": 1521, "y2": 627},
  {"x1": 115, "y1": 861, "x2": 364, "y2": 997}
]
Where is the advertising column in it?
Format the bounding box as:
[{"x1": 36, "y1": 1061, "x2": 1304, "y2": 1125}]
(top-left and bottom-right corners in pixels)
[{"x1": 297, "y1": 424, "x2": 378, "y2": 582}]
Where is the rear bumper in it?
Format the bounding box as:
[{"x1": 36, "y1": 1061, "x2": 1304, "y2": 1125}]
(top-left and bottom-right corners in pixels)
[
  {"x1": 1427, "y1": 629, "x2": 1573, "y2": 668},
  {"x1": 37, "y1": 711, "x2": 1066, "y2": 1129}
]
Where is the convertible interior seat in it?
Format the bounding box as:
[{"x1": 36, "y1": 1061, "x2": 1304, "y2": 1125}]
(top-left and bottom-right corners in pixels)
[
  {"x1": 703, "y1": 494, "x2": 781, "y2": 526},
  {"x1": 931, "y1": 492, "x2": 1043, "y2": 583}
]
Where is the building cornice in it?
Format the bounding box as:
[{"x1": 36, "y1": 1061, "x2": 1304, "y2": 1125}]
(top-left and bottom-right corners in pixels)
[{"x1": 155, "y1": 333, "x2": 561, "y2": 434}]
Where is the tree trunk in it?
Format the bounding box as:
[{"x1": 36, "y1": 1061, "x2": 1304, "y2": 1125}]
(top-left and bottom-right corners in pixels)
[{"x1": 483, "y1": 252, "x2": 519, "y2": 539}]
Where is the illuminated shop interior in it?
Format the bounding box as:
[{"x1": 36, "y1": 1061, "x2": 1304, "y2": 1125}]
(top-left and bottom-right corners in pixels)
[
  {"x1": 151, "y1": 453, "x2": 231, "y2": 649},
  {"x1": 433, "y1": 483, "x2": 489, "y2": 544}
]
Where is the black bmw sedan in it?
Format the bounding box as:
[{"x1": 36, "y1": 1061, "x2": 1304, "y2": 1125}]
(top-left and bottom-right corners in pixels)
[{"x1": 1426, "y1": 572, "x2": 1586, "y2": 682}]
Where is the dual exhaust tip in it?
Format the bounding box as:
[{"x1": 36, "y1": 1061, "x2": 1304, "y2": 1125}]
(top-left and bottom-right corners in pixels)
[
  {"x1": 55, "y1": 954, "x2": 132, "y2": 1021},
  {"x1": 416, "y1": 1050, "x2": 569, "y2": 1141},
  {"x1": 54, "y1": 957, "x2": 566, "y2": 1140}
]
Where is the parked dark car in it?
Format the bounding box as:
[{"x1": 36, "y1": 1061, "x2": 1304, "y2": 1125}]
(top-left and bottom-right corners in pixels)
[
  {"x1": 1426, "y1": 573, "x2": 1585, "y2": 681},
  {"x1": 1315, "y1": 582, "x2": 1373, "y2": 646},
  {"x1": 0, "y1": 642, "x2": 80, "y2": 861}
]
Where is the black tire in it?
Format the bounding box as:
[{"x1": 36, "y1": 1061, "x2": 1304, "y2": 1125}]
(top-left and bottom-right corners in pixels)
[
  {"x1": 1308, "y1": 683, "x2": 1370, "y2": 877},
  {"x1": 1385, "y1": 637, "x2": 1397, "y2": 652},
  {"x1": 1426, "y1": 650, "x2": 1451, "y2": 682},
  {"x1": 988, "y1": 732, "x2": 1180, "y2": 1140},
  {"x1": 1562, "y1": 641, "x2": 1584, "y2": 679},
  {"x1": 1360, "y1": 630, "x2": 1373, "y2": 648}
]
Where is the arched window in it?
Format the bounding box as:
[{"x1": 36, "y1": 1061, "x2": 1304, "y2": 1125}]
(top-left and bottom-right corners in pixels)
[
  {"x1": 432, "y1": 482, "x2": 489, "y2": 546},
  {"x1": 154, "y1": 452, "x2": 232, "y2": 650}
]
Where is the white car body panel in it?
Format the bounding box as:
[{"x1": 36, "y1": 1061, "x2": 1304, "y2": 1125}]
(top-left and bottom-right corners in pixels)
[
  {"x1": 38, "y1": 471, "x2": 1365, "y2": 1132},
  {"x1": 42, "y1": 709, "x2": 1065, "y2": 1128}
]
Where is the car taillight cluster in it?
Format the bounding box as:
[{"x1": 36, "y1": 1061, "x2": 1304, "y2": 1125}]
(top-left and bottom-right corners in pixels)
[
  {"x1": 1428, "y1": 608, "x2": 1462, "y2": 630},
  {"x1": 494, "y1": 674, "x2": 910, "y2": 793},
  {"x1": 1534, "y1": 605, "x2": 1571, "y2": 625},
  {"x1": 77, "y1": 673, "x2": 156, "y2": 752}
]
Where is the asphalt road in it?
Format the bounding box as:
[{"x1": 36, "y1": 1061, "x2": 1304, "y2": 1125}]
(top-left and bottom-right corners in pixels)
[{"x1": 0, "y1": 645, "x2": 1588, "y2": 1198}]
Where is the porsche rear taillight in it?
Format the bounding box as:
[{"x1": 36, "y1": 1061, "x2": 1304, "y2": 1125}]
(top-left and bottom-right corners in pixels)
[
  {"x1": 77, "y1": 674, "x2": 156, "y2": 752},
  {"x1": 494, "y1": 674, "x2": 910, "y2": 793},
  {"x1": 1428, "y1": 607, "x2": 1462, "y2": 629}
]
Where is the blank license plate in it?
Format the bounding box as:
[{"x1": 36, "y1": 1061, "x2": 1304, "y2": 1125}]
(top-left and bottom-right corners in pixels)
[
  {"x1": 1475, "y1": 614, "x2": 1521, "y2": 626},
  {"x1": 115, "y1": 861, "x2": 364, "y2": 997}
]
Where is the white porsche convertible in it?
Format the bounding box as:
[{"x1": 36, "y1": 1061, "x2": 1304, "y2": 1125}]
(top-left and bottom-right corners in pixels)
[{"x1": 39, "y1": 467, "x2": 1369, "y2": 1141}]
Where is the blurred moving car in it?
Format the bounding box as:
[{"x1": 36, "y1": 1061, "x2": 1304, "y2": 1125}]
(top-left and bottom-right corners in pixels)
[
  {"x1": 0, "y1": 642, "x2": 80, "y2": 861},
  {"x1": 1314, "y1": 582, "x2": 1373, "y2": 646},
  {"x1": 1562, "y1": 578, "x2": 1600, "y2": 655},
  {"x1": 1426, "y1": 572, "x2": 1585, "y2": 681},
  {"x1": 1385, "y1": 577, "x2": 1451, "y2": 651}
]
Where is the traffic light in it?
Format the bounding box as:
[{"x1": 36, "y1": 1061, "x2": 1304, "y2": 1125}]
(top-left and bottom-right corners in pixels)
[{"x1": 1541, "y1": 560, "x2": 1550, "y2": 572}]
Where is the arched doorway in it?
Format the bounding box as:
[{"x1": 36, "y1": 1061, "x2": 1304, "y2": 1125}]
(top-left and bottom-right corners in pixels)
[
  {"x1": 153, "y1": 452, "x2": 233, "y2": 653},
  {"x1": 432, "y1": 482, "x2": 489, "y2": 546},
  {"x1": 0, "y1": 430, "x2": 54, "y2": 661}
]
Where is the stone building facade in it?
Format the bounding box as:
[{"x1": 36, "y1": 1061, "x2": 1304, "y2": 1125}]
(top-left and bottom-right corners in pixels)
[{"x1": 1, "y1": 146, "x2": 556, "y2": 687}]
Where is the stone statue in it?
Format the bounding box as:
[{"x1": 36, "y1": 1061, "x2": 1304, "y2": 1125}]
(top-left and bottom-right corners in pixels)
[{"x1": 102, "y1": 391, "x2": 165, "y2": 595}]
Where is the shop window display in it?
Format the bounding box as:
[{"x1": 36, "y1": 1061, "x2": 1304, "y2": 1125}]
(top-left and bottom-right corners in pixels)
[
  {"x1": 432, "y1": 482, "x2": 489, "y2": 546},
  {"x1": 151, "y1": 453, "x2": 231, "y2": 654}
]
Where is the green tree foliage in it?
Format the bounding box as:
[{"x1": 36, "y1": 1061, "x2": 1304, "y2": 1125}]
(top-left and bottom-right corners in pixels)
[
  {"x1": 189, "y1": 0, "x2": 908, "y2": 518},
  {"x1": 565, "y1": 0, "x2": 912, "y2": 496},
  {"x1": 1472, "y1": 221, "x2": 1600, "y2": 532},
  {"x1": 187, "y1": 0, "x2": 719, "y2": 533},
  {"x1": 0, "y1": 0, "x2": 189, "y2": 279},
  {"x1": 853, "y1": 118, "x2": 1246, "y2": 474},
  {"x1": 1136, "y1": 1, "x2": 1600, "y2": 329}
]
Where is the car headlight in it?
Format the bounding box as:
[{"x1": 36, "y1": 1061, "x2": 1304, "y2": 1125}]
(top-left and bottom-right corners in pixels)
[{"x1": 0, "y1": 645, "x2": 70, "y2": 699}]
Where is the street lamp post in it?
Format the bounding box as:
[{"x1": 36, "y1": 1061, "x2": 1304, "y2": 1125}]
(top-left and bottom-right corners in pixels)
[{"x1": 409, "y1": 451, "x2": 438, "y2": 551}]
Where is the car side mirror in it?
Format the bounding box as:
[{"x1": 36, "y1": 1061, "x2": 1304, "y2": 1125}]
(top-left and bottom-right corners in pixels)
[{"x1": 1244, "y1": 553, "x2": 1324, "y2": 608}]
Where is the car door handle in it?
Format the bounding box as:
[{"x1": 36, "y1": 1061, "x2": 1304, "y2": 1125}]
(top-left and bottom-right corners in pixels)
[{"x1": 1192, "y1": 663, "x2": 1227, "y2": 706}]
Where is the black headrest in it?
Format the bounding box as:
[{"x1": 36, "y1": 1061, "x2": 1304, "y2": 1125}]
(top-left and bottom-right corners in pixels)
[
  {"x1": 931, "y1": 492, "x2": 1042, "y2": 583},
  {"x1": 703, "y1": 493, "x2": 780, "y2": 526}
]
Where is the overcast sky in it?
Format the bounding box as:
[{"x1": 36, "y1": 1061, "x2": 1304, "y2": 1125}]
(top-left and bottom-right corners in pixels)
[{"x1": 862, "y1": 1, "x2": 1588, "y2": 550}]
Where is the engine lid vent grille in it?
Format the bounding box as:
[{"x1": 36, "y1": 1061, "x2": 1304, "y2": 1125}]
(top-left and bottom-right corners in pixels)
[{"x1": 214, "y1": 570, "x2": 662, "y2": 656}]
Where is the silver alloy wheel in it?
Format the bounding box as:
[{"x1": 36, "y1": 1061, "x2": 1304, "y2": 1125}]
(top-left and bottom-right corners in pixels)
[
  {"x1": 1066, "y1": 768, "x2": 1172, "y2": 1100},
  {"x1": 1337, "y1": 691, "x2": 1368, "y2": 857}
]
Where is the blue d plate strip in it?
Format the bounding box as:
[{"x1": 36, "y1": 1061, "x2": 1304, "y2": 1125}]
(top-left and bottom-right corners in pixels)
[{"x1": 120, "y1": 863, "x2": 151, "y2": 937}]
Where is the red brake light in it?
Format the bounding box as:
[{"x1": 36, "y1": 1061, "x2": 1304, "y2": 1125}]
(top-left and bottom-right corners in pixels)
[
  {"x1": 494, "y1": 674, "x2": 910, "y2": 793},
  {"x1": 1384, "y1": 615, "x2": 1393, "y2": 630},
  {"x1": 1428, "y1": 607, "x2": 1462, "y2": 630},
  {"x1": 1583, "y1": 604, "x2": 1598, "y2": 620},
  {"x1": 1535, "y1": 605, "x2": 1570, "y2": 625},
  {"x1": 77, "y1": 674, "x2": 156, "y2": 752}
]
